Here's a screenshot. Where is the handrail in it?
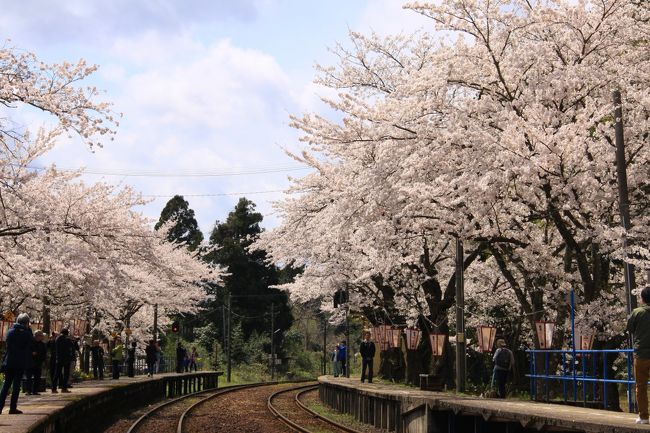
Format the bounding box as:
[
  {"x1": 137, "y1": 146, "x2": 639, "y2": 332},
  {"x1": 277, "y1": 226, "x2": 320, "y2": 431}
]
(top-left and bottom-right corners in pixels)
[{"x1": 526, "y1": 347, "x2": 635, "y2": 412}]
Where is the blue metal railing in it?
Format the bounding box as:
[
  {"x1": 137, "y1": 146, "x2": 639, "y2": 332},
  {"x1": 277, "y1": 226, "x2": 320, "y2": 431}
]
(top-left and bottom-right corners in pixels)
[{"x1": 527, "y1": 348, "x2": 635, "y2": 411}]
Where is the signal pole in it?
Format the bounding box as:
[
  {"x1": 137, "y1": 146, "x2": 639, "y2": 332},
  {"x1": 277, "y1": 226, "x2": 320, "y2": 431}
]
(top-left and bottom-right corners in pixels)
[
  {"x1": 227, "y1": 294, "x2": 232, "y2": 382},
  {"x1": 455, "y1": 238, "x2": 466, "y2": 392},
  {"x1": 271, "y1": 303, "x2": 275, "y2": 380},
  {"x1": 613, "y1": 90, "x2": 637, "y2": 316}
]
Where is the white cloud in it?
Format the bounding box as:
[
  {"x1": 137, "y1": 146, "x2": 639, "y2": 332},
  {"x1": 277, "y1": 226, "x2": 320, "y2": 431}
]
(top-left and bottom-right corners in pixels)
[{"x1": 37, "y1": 32, "x2": 305, "y2": 233}]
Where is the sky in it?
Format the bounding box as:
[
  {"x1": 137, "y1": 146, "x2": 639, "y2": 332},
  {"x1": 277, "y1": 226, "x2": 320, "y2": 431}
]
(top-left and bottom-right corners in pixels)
[{"x1": 1, "y1": 0, "x2": 433, "y2": 235}]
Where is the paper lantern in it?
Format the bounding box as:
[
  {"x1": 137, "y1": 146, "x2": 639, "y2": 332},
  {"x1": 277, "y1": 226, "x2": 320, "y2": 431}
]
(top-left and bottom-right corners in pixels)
[
  {"x1": 389, "y1": 327, "x2": 401, "y2": 349},
  {"x1": 404, "y1": 328, "x2": 422, "y2": 351},
  {"x1": 429, "y1": 332, "x2": 446, "y2": 357},
  {"x1": 477, "y1": 324, "x2": 497, "y2": 353},
  {"x1": 535, "y1": 321, "x2": 556, "y2": 349}
]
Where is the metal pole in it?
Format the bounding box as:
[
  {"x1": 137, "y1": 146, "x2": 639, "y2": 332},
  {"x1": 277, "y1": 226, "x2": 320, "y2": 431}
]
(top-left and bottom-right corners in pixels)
[
  {"x1": 222, "y1": 305, "x2": 226, "y2": 348},
  {"x1": 455, "y1": 237, "x2": 466, "y2": 392},
  {"x1": 571, "y1": 290, "x2": 577, "y2": 402},
  {"x1": 271, "y1": 303, "x2": 275, "y2": 380},
  {"x1": 346, "y1": 288, "x2": 350, "y2": 378},
  {"x1": 153, "y1": 304, "x2": 158, "y2": 343},
  {"x1": 323, "y1": 316, "x2": 327, "y2": 375},
  {"x1": 613, "y1": 90, "x2": 637, "y2": 317},
  {"x1": 227, "y1": 294, "x2": 232, "y2": 382}
]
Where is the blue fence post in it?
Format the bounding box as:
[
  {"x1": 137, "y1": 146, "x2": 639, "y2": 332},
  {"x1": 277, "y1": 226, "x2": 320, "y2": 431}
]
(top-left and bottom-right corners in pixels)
[
  {"x1": 603, "y1": 352, "x2": 608, "y2": 410},
  {"x1": 562, "y1": 352, "x2": 567, "y2": 403},
  {"x1": 628, "y1": 351, "x2": 634, "y2": 413},
  {"x1": 545, "y1": 351, "x2": 550, "y2": 402},
  {"x1": 582, "y1": 354, "x2": 587, "y2": 406},
  {"x1": 531, "y1": 351, "x2": 536, "y2": 401},
  {"x1": 592, "y1": 354, "x2": 597, "y2": 403}
]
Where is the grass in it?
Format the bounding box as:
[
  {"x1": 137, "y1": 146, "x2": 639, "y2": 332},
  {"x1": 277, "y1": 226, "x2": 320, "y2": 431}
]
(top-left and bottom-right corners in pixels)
[{"x1": 306, "y1": 399, "x2": 374, "y2": 432}]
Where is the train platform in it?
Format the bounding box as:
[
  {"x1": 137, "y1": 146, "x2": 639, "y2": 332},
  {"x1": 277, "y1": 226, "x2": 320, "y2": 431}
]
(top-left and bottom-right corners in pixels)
[
  {"x1": 0, "y1": 372, "x2": 221, "y2": 433},
  {"x1": 319, "y1": 376, "x2": 650, "y2": 433}
]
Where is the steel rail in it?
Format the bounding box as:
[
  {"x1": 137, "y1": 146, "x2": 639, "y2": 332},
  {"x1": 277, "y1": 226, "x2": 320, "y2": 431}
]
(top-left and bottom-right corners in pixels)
[
  {"x1": 294, "y1": 386, "x2": 362, "y2": 433},
  {"x1": 177, "y1": 379, "x2": 315, "y2": 433},
  {"x1": 126, "y1": 384, "x2": 226, "y2": 433},
  {"x1": 268, "y1": 383, "x2": 363, "y2": 433}
]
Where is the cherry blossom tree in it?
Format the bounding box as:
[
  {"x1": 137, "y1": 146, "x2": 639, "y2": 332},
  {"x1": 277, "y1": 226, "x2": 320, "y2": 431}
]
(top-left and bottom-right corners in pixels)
[{"x1": 259, "y1": 0, "x2": 650, "y2": 391}]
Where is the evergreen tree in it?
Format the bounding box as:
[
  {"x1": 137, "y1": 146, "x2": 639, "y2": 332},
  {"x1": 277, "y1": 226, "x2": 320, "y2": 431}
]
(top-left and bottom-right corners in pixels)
[
  {"x1": 205, "y1": 198, "x2": 293, "y2": 345},
  {"x1": 155, "y1": 195, "x2": 204, "y2": 251}
]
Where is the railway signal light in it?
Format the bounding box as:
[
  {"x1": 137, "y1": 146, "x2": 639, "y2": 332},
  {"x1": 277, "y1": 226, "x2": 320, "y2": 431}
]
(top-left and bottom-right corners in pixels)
[{"x1": 171, "y1": 321, "x2": 180, "y2": 333}]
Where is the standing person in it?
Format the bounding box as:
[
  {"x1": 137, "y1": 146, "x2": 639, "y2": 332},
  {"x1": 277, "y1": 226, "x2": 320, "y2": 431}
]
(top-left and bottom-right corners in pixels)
[
  {"x1": 337, "y1": 341, "x2": 347, "y2": 377},
  {"x1": 90, "y1": 340, "x2": 105, "y2": 380},
  {"x1": 331, "y1": 345, "x2": 340, "y2": 377},
  {"x1": 26, "y1": 331, "x2": 47, "y2": 395},
  {"x1": 127, "y1": 342, "x2": 136, "y2": 377},
  {"x1": 183, "y1": 349, "x2": 190, "y2": 372},
  {"x1": 627, "y1": 286, "x2": 650, "y2": 425},
  {"x1": 0, "y1": 313, "x2": 33, "y2": 414},
  {"x1": 175, "y1": 342, "x2": 185, "y2": 373},
  {"x1": 189, "y1": 347, "x2": 199, "y2": 372},
  {"x1": 51, "y1": 328, "x2": 73, "y2": 394},
  {"x1": 67, "y1": 337, "x2": 80, "y2": 388},
  {"x1": 111, "y1": 337, "x2": 124, "y2": 379},
  {"x1": 47, "y1": 332, "x2": 58, "y2": 387},
  {"x1": 155, "y1": 340, "x2": 162, "y2": 373},
  {"x1": 492, "y1": 339, "x2": 515, "y2": 399},
  {"x1": 360, "y1": 331, "x2": 376, "y2": 383},
  {"x1": 145, "y1": 340, "x2": 157, "y2": 377}
]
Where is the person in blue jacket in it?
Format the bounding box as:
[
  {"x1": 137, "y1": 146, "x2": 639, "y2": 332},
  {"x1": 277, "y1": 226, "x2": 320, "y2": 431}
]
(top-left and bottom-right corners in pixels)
[
  {"x1": 0, "y1": 313, "x2": 34, "y2": 414},
  {"x1": 337, "y1": 341, "x2": 347, "y2": 377}
]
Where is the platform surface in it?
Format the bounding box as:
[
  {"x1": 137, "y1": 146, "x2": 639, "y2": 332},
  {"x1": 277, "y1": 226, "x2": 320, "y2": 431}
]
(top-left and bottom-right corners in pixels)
[
  {"x1": 319, "y1": 376, "x2": 650, "y2": 432},
  {"x1": 0, "y1": 372, "x2": 199, "y2": 433}
]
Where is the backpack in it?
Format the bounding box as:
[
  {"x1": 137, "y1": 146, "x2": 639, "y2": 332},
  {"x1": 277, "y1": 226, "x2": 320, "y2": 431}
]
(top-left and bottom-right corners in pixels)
[{"x1": 495, "y1": 348, "x2": 511, "y2": 370}]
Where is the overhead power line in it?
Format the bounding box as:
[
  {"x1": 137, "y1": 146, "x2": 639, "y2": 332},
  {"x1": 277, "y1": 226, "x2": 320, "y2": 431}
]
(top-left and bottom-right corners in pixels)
[
  {"x1": 22, "y1": 164, "x2": 310, "y2": 177},
  {"x1": 141, "y1": 189, "x2": 285, "y2": 198}
]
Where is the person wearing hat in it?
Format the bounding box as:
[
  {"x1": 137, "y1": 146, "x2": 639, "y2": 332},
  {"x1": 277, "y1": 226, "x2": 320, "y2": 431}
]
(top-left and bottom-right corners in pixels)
[
  {"x1": 0, "y1": 313, "x2": 34, "y2": 414},
  {"x1": 51, "y1": 328, "x2": 73, "y2": 393},
  {"x1": 26, "y1": 330, "x2": 47, "y2": 395},
  {"x1": 492, "y1": 338, "x2": 515, "y2": 398}
]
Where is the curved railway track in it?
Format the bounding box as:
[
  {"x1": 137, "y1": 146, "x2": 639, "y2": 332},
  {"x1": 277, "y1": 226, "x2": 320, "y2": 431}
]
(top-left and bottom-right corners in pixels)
[
  {"x1": 268, "y1": 384, "x2": 363, "y2": 433},
  {"x1": 122, "y1": 380, "x2": 365, "y2": 433}
]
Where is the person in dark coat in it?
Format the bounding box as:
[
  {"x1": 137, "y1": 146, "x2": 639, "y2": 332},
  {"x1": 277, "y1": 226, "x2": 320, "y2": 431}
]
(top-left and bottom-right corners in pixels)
[
  {"x1": 66, "y1": 337, "x2": 80, "y2": 388},
  {"x1": 26, "y1": 331, "x2": 47, "y2": 395},
  {"x1": 360, "y1": 331, "x2": 376, "y2": 383},
  {"x1": 0, "y1": 313, "x2": 34, "y2": 414},
  {"x1": 492, "y1": 339, "x2": 515, "y2": 399},
  {"x1": 46, "y1": 332, "x2": 58, "y2": 386},
  {"x1": 337, "y1": 341, "x2": 347, "y2": 377},
  {"x1": 51, "y1": 328, "x2": 73, "y2": 393},
  {"x1": 145, "y1": 340, "x2": 157, "y2": 377},
  {"x1": 176, "y1": 342, "x2": 185, "y2": 374},
  {"x1": 127, "y1": 342, "x2": 136, "y2": 377},
  {"x1": 90, "y1": 340, "x2": 105, "y2": 380}
]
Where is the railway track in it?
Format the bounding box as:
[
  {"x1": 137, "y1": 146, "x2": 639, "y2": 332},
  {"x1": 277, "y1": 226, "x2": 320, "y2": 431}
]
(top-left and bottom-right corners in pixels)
[
  {"x1": 268, "y1": 384, "x2": 364, "y2": 433},
  {"x1": 122, "y1": 380, "x2": 366, "y2": 433}
]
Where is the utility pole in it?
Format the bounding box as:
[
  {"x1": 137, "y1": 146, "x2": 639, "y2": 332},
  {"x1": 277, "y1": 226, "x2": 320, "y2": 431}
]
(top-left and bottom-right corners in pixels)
[
  {"x1": 227, "y1": 294, "x2": 232, "y2": 382},
  {"x1": 271, "y1": 303, "x2": 275, "y2": 380},
  {"x1": 322, "y1": 316, "x2": 327, "y2": 375},
  {"x1": 455, "y1": 238, "x2": 466, "y2": 392},
  {"x1": 613, "y1": 90, "x2": 637, "y2": 316},
  {"x1": 222, "y1": 305, "x2": 227, "y2": 348},
  {"x1": 153, "y1": 304, "x2": 158, "y2": 342},
  {"x1": 345, "y1": 287, "x2": 350, "y2": 378}
]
